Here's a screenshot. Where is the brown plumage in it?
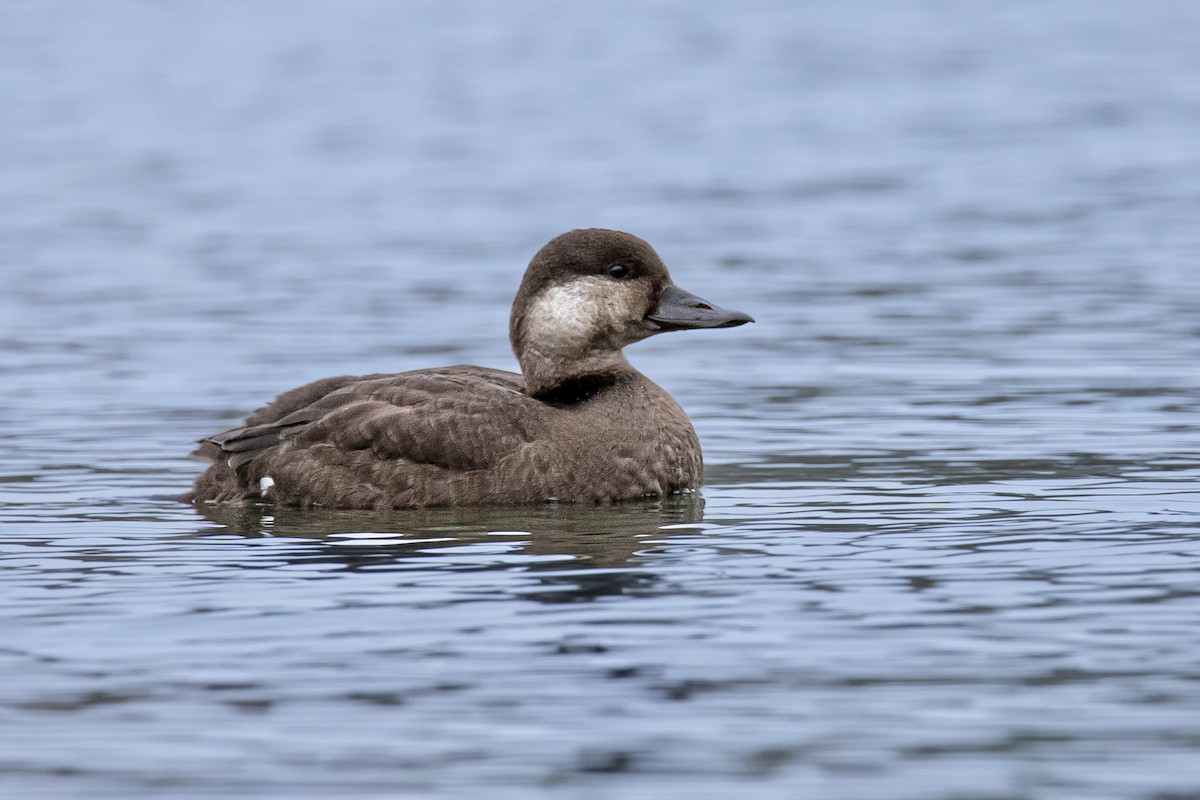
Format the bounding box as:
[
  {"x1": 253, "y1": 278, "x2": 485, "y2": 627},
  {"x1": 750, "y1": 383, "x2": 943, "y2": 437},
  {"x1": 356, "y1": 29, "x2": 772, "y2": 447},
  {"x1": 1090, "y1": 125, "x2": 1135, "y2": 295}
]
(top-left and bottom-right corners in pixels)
[{"x1": 184, "y1": 229, "x2": 752, "y2": 509}]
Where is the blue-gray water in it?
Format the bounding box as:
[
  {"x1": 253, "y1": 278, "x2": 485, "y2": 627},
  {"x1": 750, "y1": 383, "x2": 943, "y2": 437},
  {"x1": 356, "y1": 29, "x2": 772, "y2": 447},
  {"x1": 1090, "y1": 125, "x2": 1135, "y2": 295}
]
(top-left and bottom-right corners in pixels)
[{"x1": 2, "y1": 2, "x2": 1200, "y2": 798}]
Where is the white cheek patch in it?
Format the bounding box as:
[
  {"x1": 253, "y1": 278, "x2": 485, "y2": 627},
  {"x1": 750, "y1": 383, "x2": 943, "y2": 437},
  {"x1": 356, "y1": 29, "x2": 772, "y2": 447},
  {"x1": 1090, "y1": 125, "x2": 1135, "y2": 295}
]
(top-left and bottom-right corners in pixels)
[{"x1": 525, "y1": 277, "x2": 629, "y2": 349}]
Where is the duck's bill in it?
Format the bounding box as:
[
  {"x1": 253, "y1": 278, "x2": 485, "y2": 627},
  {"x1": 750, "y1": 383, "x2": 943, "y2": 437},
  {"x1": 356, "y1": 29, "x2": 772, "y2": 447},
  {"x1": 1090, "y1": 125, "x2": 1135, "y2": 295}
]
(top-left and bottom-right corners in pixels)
[{"x1": 647, "y1": 285, "x2": 755, "y2": 331}]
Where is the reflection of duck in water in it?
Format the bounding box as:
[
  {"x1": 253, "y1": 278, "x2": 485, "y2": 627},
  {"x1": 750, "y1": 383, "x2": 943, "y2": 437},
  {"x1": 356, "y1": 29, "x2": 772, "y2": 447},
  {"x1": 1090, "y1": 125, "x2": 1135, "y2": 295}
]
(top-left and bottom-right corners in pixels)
[
  {"x1": 184, "y1": 229, "x2": 751, "y2": 509},
  {"x1": 192, "y1": 495, "x2": 707, "y2": 597}
]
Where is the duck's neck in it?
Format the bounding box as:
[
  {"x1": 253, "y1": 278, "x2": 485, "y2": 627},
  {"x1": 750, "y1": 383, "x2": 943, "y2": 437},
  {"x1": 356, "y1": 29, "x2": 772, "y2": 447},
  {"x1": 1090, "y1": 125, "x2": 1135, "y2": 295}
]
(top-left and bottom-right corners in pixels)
[{"x1": 518, "y1": 348, "x2": 636, "y2": 399}]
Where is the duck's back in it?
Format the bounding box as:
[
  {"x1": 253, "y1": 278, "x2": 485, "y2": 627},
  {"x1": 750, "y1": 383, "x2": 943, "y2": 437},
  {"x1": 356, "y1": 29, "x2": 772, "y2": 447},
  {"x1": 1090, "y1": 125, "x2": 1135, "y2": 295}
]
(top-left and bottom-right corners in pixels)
[{"x1": 185, "y1": 365, "x2": 701, "y2": 509}]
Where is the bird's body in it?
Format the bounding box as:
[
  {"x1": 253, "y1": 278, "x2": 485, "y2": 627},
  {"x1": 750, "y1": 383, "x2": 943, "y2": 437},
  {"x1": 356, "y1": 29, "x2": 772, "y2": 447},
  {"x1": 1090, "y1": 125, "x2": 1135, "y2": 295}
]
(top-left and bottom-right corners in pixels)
[{"x1": 185, "y1": 229, "x2": 751, "y2": 509}]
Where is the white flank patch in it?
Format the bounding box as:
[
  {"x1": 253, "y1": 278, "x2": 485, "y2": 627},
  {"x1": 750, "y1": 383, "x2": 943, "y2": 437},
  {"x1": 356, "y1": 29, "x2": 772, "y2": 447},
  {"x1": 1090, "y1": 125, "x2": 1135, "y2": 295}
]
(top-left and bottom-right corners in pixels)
[{"x1": 259, "y1": 476, "x2": 276, "y2": 495}]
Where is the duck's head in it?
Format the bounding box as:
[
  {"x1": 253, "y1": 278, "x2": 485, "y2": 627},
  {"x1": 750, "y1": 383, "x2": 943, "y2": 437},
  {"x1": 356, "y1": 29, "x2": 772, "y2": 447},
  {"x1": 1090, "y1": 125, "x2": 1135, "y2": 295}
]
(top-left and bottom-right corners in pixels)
[{"x1": 510, "y1": 228, "x2": 753, "y2": 395}]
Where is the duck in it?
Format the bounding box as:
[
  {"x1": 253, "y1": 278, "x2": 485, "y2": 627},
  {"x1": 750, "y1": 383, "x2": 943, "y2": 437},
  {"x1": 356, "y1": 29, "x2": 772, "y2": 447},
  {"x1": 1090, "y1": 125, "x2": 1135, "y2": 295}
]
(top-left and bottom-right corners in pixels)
[{"x1": 184, "y1": 228, "x2": 753, "y2": 509}]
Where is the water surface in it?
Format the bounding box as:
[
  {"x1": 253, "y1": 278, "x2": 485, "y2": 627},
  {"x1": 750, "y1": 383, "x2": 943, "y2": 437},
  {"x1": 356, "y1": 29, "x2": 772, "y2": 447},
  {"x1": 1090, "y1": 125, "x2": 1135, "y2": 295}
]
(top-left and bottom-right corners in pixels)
[{"x1": 2, "y1": 2, "x2": 1200, "y2": 798}]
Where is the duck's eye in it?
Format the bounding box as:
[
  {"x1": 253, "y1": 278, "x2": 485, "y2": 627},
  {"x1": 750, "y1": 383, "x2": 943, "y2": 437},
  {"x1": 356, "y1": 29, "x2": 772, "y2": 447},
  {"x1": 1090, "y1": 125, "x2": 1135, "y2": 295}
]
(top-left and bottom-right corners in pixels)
[{"x1": 608, "y1": 264, "x2": 632, "y2": 280}]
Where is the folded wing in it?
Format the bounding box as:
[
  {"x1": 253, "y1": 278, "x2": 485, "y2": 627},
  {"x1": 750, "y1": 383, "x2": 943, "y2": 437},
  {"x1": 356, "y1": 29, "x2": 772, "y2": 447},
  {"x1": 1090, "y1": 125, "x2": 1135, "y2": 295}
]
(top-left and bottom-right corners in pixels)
[{"x1": 190, "y1": 366, "x2": 543, "y2": 505}]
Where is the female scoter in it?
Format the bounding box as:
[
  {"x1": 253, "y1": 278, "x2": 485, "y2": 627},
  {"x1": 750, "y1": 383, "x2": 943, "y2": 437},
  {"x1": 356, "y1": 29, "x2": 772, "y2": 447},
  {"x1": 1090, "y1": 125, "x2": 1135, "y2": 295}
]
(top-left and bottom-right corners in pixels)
[{"x1": 185, "y1": 228, "x2": 752, "y2": 508}]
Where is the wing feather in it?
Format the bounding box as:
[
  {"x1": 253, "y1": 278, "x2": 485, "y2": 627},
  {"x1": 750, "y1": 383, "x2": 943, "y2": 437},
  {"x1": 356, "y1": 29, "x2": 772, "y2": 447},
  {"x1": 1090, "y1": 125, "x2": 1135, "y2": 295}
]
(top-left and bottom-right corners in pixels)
[{"x1": 200, "y1": 366, "x2": 539, "y2": 478}]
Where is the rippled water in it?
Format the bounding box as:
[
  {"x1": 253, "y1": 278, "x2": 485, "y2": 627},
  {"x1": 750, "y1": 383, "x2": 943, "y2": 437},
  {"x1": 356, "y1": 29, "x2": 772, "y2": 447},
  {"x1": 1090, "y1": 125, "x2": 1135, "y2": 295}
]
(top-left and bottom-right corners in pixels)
[{"x1": 3, "y1": 2, "x2": 1200, "y2": 798}]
